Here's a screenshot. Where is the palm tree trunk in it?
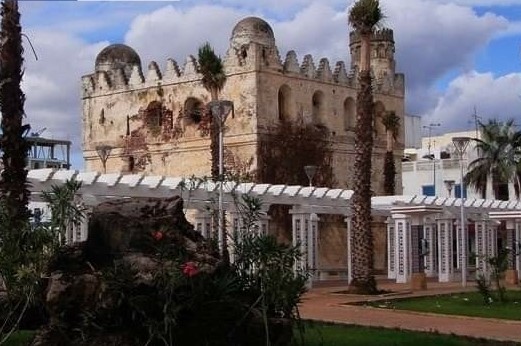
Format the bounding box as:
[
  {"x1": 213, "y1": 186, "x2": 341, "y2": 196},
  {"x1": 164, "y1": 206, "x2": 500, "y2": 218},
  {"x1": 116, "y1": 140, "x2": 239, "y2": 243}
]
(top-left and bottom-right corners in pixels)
[
  {"x1": 0, "y1": 0, "x2": 30, "y2": 229},
  {"x1": 210, "y1": 88, "x2": 219, "y2": 180},
  {"x1": 350, "y1": 32, "x2": 378, "y2": 294}
]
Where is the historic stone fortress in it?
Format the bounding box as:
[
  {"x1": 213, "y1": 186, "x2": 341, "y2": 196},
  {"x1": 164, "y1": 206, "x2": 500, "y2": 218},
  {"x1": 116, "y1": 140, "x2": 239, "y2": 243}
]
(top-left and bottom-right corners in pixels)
[
  {"x1": 81, "y1": 17, "x2": 405, "y2": 271},
  {"x1": 82, "y1": 16, "x2": 405, "y2": 193}
]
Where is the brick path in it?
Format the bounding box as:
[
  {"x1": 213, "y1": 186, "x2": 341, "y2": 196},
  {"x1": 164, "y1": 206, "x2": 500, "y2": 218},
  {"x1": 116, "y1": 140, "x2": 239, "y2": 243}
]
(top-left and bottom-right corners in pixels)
[{"x1": 299, "y1": 279, "x2": 521, "y2": 343}]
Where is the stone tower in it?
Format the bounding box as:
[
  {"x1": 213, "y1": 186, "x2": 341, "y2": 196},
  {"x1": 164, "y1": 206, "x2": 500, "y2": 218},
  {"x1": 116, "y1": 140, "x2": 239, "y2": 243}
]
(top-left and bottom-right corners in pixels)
[{"x1": 349, "y1": 28, "x2": 397, "y2": 92}]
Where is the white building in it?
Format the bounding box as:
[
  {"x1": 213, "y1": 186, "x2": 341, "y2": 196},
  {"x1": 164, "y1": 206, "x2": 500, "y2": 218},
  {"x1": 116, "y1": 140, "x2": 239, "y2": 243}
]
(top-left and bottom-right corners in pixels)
[{"x1": 402, "y1": 130, "x2": 518, "y2": 200}]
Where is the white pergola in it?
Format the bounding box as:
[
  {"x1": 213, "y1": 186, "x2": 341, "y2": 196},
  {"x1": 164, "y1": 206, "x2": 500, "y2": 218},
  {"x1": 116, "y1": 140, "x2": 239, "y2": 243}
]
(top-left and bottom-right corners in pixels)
[{"x1": 28, "y1": 169, "x2": 521, "y2": 286}]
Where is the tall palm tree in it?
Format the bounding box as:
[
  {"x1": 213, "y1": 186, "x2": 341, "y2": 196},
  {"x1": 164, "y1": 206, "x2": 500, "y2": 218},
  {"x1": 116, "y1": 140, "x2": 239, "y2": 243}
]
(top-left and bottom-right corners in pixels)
[
  {"x1": 348, "y1": 0, "x2": 384, "y2": 294},
  {"x1": 381, "y1": 111, "x2": 400, "y2": 195},
  {"x1": 0, "y1": 0, "x2": 31, "y2": 233},
  {"x1": 465, "y1": 119, "x2": 521, "y2": 200},
  {"x1": 197, "y1": 42, "x2": 226, "y2": 180}
]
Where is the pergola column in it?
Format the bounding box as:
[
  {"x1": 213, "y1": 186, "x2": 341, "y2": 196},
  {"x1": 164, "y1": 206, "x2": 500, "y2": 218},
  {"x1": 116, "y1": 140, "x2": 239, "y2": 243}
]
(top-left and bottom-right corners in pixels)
[
  {"x1": 386, "y1": 217, "x2": 396, "y2": 280},
  {"x1": 194, "y1": 209, "x2": 212, "y2": 239},
  {"x1": 69, "y1": 206, "x2": 91, "y2": 244},
  {"x1": 227, "y1": 208, "x2": 270, "y2": 263},
  {"x1": 454, "y1": 219, "x2": 466, "y2": 270},
  {"x1": 505, "y1": 220, "x2": 519, "y2": 284},
  {"x1": 392, "y1": 213, "x2": 411, "y2": 284},
  {"x1": 423, "y1": 217, "x2": 437, "y2": 277},
  {"x1": 437, "y1": 216, "x2": 454, "y2": 282},
  {"x1": 489, "y1": 212, "x2": 521, "y2": 284},
  {"x1": 474, "y1": 218, "x2": 490, "y2": 280},
  {"x1": 516, "y1": 221, "x2": 521, "y2": 280},
  {"x1": 291, "y1": 210, "x2": 319, "y2": 285},
  {"x1": 487, "y1": 221, "x2": 498, "y2": 259}
]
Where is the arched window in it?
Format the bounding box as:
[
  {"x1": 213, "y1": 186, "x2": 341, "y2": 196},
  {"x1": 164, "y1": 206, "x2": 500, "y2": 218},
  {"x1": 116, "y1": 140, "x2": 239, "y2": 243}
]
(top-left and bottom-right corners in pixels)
[
  {"x1": 145, "y1": 101, "x2": 162, "y2": 128},
  {"x1": 343, "y1": 97, "x2": 355, "y2": 130},
  {"x1": 184, "y1": 97, "x2": 204, "y2": 125},
  {"x1": 278, "y1": 85, "x2": 292, "y2": 121},
  {"x1": 312, "y1": 90, "x2": 325, "y2": 124}
]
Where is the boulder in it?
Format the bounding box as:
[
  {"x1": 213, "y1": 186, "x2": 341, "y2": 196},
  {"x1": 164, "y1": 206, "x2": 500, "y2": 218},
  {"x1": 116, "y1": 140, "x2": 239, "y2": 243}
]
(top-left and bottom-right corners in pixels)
[{"x1": 32, "y1": 196, "x2": 220, "y2": 346}]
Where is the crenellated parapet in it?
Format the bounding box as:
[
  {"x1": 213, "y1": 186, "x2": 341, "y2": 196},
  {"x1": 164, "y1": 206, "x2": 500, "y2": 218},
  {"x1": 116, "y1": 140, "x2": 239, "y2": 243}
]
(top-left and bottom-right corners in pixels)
[
  {"x1": 82, "y1": 20, "x2": 404, "y2": 99},
  {"x1": 82, "y1": 53, "x2": 207, "y2": 97}
]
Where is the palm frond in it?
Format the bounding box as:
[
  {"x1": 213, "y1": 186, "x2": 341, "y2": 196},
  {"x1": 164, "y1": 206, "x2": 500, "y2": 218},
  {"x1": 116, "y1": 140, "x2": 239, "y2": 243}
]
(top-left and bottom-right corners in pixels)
[
  {"x1": 349, "y1": 0, "x2": 384, "y2": 33},
  {"x1": 381, "y1": 111, "x2": 400, "y2": 139},
  {"x1": 197, "y1": 42, "x2": 226, "y2": 95}
]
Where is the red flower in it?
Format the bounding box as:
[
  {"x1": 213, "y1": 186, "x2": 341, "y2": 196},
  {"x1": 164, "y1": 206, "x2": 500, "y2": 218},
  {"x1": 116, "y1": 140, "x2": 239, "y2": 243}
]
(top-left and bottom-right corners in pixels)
[
  {"x1": 152, "y1": 231, "x2": 164, "y2": 241},
  {"x1": 182, "y1": 261, "x2": 199, "y2": 277}
]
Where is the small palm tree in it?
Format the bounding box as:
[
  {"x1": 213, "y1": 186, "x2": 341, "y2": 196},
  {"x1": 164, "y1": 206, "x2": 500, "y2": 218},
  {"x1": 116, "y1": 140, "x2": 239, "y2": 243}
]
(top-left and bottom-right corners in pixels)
[
  {"x1": 348, "y1": 0, "x2": 384, "y2": 294},
  {"x1": 197, "y1": 42, "x2": 226, "y2": 180},
  {"x1": 381, "y1": 111, "x2": 400, "y2": 195},
  {"x1": 198, "y1": 42, "x2": 230, "y2": 261},
  {"x1": 465, "y1": 119, "x2": 521, "y2": 200},
  {"x1": 42, "y1": 179, "x2": 85, "y2": 245}
]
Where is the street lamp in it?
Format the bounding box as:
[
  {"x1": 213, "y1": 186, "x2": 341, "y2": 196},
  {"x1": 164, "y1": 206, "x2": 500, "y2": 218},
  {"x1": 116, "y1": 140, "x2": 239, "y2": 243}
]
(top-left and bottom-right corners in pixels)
[
  {"x1": 304, "y1": 165, "x2": 318, "y2": 187},
  {"x1": 452, "y1": 136, "x2": 471, "y2": 287},
  {"x1": 209, "y1": 100, "x2": 234, "y2": 255},
  {"x1": 95, "y1": 144, "x2": 113, "y2": 174},
  {"x1": 443, "y1": 179, "x2": 455, "y2": 197}
]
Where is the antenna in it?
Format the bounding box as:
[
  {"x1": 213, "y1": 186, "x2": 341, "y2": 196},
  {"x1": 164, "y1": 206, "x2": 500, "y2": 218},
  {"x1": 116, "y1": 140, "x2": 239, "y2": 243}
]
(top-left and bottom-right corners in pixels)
[
  {"x1": 470, "y1": 106, "x2": 481, "y2": 138},
  {"x1": 422, "y1": 123, "x2": 441, "y2": 155}
]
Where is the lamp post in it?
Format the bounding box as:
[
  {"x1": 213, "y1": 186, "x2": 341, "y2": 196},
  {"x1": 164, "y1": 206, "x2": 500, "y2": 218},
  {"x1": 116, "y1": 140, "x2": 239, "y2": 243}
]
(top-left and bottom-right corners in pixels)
[
  {"x1": 452, "y1": 136, "x2": 471, "y2": 287},
  {"x1": 95, "y1": 144, "x2": 113, "y2": 174},
  {"x1": 443, "y1": 179, "x2": 455, "y2": 197},
  {"x1": 209, "y1": 100, "x2": 234, "y2": 255},
  {"x1": 304, "y1": 165, "x2": 318, "y2": 187}
]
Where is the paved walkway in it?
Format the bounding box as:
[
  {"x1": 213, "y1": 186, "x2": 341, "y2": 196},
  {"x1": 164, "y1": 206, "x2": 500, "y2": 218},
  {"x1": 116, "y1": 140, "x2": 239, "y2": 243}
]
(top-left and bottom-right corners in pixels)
[{"x1": 299, "y1": 278, "x2": 521, "y2": 343}]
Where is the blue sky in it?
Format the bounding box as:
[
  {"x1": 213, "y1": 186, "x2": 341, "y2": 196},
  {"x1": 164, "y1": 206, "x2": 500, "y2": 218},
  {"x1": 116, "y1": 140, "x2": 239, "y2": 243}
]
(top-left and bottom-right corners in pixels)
[{"x1": 14, "y1": 0, "x2": 521, "y2": 169}]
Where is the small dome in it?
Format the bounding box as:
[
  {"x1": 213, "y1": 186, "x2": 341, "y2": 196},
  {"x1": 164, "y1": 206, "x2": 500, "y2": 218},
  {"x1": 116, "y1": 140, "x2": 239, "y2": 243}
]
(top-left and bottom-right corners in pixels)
[
  {"x1": 95, "y1": 44, "x2": 141, "y2": 72},
  {"x1": 231, "y1": 17, "x2": 275, "y2": 49}
]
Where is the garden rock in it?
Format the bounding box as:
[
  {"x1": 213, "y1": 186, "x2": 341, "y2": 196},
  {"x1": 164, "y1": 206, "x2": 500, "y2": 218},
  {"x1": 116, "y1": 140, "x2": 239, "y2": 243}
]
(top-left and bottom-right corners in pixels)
[{"x1": 31, "y1": 196, "x2": 221, "y2": 346}]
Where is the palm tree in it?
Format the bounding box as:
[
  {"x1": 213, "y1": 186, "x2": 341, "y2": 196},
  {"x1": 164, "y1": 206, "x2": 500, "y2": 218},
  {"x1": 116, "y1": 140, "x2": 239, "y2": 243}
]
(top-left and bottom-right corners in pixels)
[
  {"x1": 197, "y1": 42, "x2": 226, "y2": 180},
  {"x1": 197, "y1": 42, "x2": 229, "y2": 261},
  {"x1": 348, "y1": 0, "x2": 384, "y2": 294},
  {"x1": 0, "y1": 0, "x2": 31, "y2": 235},
  {"x1": 381, "y1": 111, "x2": 400, "y2": 195},
  {"x1": 465, "y1": 119, "x2": 521, "y2": 200}
]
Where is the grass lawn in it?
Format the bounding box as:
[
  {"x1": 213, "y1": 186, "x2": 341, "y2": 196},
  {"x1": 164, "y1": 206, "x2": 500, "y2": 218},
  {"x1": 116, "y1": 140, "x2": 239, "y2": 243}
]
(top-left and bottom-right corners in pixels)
[
  {"x1": 6, "y1": 325, "x2": 520, "y2": 346},
  {"x1": 294, "y1": 323, "x2": 520, "y2": 346},
  {"x1": 2, "y1": 331, "x2": 35, "y2": 346},
  {"x1": 366, "y1": 290, "x2": 521, "y2": 320}
]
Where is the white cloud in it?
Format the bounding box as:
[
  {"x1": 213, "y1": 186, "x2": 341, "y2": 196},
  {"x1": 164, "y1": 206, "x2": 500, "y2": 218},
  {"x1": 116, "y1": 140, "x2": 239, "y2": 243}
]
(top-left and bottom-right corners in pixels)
[
  {"x1": 125, "y1": 5, "x2": 246, "y2": 67},
  {"x1": 434, "y1": 0, "x2": 521, "y2": 6},
  {"x1": 20, "y1": 29, "x2": 107, "y2": 169},
  {"x1": 425, "y1": 71, "x2": 521, "y2": 130}
]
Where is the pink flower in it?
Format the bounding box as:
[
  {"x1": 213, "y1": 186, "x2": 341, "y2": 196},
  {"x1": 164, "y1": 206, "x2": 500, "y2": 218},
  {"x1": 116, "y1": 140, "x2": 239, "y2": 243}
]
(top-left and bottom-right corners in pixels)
[
  {"x1": 182, "y1": 261, "x2": 199, "y2": 277},
  {"x1": 152, "y1": 231, "x2": 164, "y2": 241}
]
